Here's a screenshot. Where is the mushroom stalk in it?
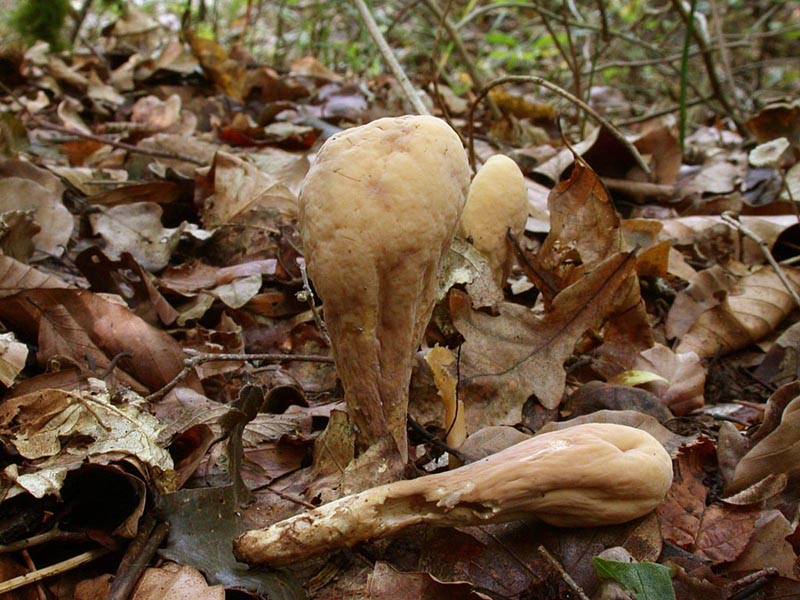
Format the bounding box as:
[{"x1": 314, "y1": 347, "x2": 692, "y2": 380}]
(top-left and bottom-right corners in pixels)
[
  {"x1": 234, "y1": 423, "x2": 673, "y2": 567},
  {"x1": 299, "y1": 116, "x2": 470, "y2": 475}
]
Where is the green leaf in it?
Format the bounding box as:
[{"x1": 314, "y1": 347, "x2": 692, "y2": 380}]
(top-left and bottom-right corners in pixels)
[{"x1": 593, "y1": 557, "x2": 676, "y2": 600}]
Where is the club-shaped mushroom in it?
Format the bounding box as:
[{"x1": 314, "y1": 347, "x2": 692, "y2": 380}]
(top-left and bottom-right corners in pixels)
[
  {"x1": 234, "y1": 422, "x2": 673, "y2": 566},
  {"x1": 298, "y1": 115, "x2": 470, "y2": 481},
  {"x1": 458, "y1": 154, "x2": 528, "y2": 287}
]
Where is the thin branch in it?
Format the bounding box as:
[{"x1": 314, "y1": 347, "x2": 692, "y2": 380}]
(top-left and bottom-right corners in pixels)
[
  {"x1": 351, "y1": 0, "x2": 430, "y2": 115},
  {"x1": 146, "y1": 351, "x2": 335, "y2": 402},
  {"x1": 0, "y1": 548, "x2": 111, "y2": 596},
  {"x1": 720, "y1": 212, "x2": 800, "y2": 310},
  {"x1": 467, "y1": 75, "x2": 651, "y2": 179}
]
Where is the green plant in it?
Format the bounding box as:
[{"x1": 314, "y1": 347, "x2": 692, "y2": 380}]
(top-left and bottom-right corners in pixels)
[{"x1": 9, "y1": 0, "x2": 70, "y2": 50}]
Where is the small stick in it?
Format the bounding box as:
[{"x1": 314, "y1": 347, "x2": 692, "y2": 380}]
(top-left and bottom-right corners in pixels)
[
  {"x1": 107, "y1": 514, "x2": 169, "y2": 600},
  {"x1": 0, "y1": 548, "x2": 111, "y2": 595},
  {"x1": 351, "y1": 0, "x2": 430, "y2": 116},
  {"x1": 298, "y1": 261, "x2": 331, "y2": 346},
  {"x1": 720, "y1": 212, "x2": 800, "y2": 310},
  {"x1": 467, "y1": 75, "x2": 652, "y2": 179},
  {"x1": 538, "y1": 545, "x2": 591, "y2": 600},
  {"x1": 145, "y1": 351, "x2": 335, "y2": 402},
  {"x1": 0, "y1": 530, "x2": 92, "y2": 554}
]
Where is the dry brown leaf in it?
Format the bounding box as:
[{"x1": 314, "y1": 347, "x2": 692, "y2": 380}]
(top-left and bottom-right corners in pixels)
[
  {"x1": 367, "y1": 562, "x2": 492, "y2": 600},
  {"x1": 731, "y1": 383, "x2": 800, "y2": 493},
  {"x1": 199, "y1": 151, "x2": 297, "y2": 229},
  {"x1": 76, "y1": 248, "x2": 179, "y2": 325},
  {"x1": 656, "y1": 439, "x2": 758, "y2": 565},
  {"x1": 633, "y1": 344, "x2": 705, "y2": 415},
  {"x1": 131, "y1": 94, "x2": 182, "y2": 131},
  {"x1": 452, "y1": 251, "x2": 636, "y2": 413},
  {"x1": 659, "y1": 215, "x2": 796, "y2": 265},
  {"x1": 89, "y1": 202, "x2": 185, "y2": 272},
  {"x1": 0, "y1": 332, "x2": 28, "y2": 386},
  {"x1": 132, "y1": 563, "x2": 224, "y2": 600},
  {"x1": 676, "y1": 265, "x2": 800, "y2": 358},
  {"x1": 539, "y1": 156, "x2": 623, "y2": 276},
  {"x1": 723, "y1": 510, "x2": 799, "y2": 579},
  {"x1": 0, "y1": 288, "x2": 190, "y2": 393},
  {"x1": 0, "y1": 177, "x2": 72, "y2": 257},
  {"x1": 666, "y1": 264, "x2": 739, "y2": 340}
]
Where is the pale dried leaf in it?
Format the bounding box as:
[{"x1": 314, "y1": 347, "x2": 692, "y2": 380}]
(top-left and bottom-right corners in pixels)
[
  {"x1": 90, "y1": 202, "x2": 185, "y2": 271},
  {"x1": 676, "y1": 266, "x2": 800, "y2": 358},
  {"x1": 0, "y1": 332, "x2": 28, "y2": 386},
  {"x1": 633, "y1": 344, "x2": 705, "y2": 415},
  {"x1": 0, "y1": 177, "x2": 72, "y2": 257}
]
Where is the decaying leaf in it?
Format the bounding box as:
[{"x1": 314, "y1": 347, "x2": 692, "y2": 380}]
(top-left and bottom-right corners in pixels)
[
  {"x1": 452, "y1": 251, "x2": 636, "y2": 413},
  {"x1": 0, "y1": 379, "x2": 173, "y2": 499}
]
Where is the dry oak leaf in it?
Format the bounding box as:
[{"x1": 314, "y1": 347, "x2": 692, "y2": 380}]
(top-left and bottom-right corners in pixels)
[
  {"x1": 656, "y1": 438, "x2": 758, "y2": 565},
  {"x1": 675, "y1": 265, "x2": 800, "y2": 358},
  {"x1": 451, "y1": 251, "x2": 636, "y2": 412},
  {"x1": 0, "y1": 288, "x2": 190, "y2": 393},
  {"x1": 538, "y1": 155, "x2": 623, "y2": 276}
]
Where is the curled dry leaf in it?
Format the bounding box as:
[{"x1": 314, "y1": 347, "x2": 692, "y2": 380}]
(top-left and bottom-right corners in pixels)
[
  {"x1": 0, "y1": 379, "x2": 173, "y2": 499},
  {"x1": 200, "y1": 151, "x2": 297, "y2": 228},
  {"x1": 633, "y1": 343, "x2": 705, "y2": 415},
  {"x1": 132, "y1": 563, "x2": 225, "y2": 600},
  {"x1": 676, "y1": 265, "x2": 800, "y2": 358},
  {"x1": 539, "y1": 155, "x2": 623, "y2": 277},
  {"x1": 452, "y1": 251, "x2": 636, "y2": 413},
  {"x1": 666, "y1": 264, "x2": 739, "y2": 340},
  {"x1": 0, "y1": 332, "x2": 28, "y2": 386},
  {"x1": 730, "y1": 383, "x2": 800, "y2": 494}
]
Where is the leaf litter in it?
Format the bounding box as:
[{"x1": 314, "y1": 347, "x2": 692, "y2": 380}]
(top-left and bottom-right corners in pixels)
[{"x1": 0, "y1": 6, "x2": 799, "y2": 600}]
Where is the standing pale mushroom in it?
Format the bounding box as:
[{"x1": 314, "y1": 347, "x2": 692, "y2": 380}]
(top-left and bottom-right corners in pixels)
[
  {"x1": 234, "y1": 422, "x2": 674, "y2": 566},
  {"x1": 299, "y1": 115, "x2": 470, "y2": 480},
  {"x1": 459, "y1": 154, "x2": 528, "y2": 287}
]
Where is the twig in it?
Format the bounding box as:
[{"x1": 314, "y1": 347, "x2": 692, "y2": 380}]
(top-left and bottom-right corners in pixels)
[
  {"x1": 727, "y1": 567, "x2": 779, "y2": 600},
  {"x1": 407, "y1": 415, "x2": 468, "y2": 464},
  {"x1": 351, "y1": 0, "x2": 430, "y2": 116},
  {"x1": 420, "y1": 0, "x2": 502, "y2": 120},
  {"x1": 299, "y1": 261, "x2": 330, "y2": 346},
  {"x1": 0, "y1": 548, "x2": 111, "y2": 595},
  {"x1": 720, "y1": 212, "x2": 800, "y2": 310},
  {"x1": 250, "y1": 483, "x2": 317, "y2": 510},
  {"x1": 467, "y1": 75, "x2": 652, "y2": 179},
  {"x1": 145, "y1": 351, "x2": 335, "y2": 402},
  {"x1": 538, "y1": 545, "x2": 591, "y2": 600},
  {"x1": 669, "y1": 0, "x2": 746, "y2": 134},
  {"x1": 0, "y1": 530, "x2": 91, "y2": 554},
  {"x1": 107, "y1": 513, "x2": 169, "y2": 600}
]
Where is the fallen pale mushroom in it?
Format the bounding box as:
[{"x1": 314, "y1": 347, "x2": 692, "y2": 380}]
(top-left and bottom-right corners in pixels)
[
  {"x1": 298, "y1": 115, "x2": 470, "y2": 482},
  {"x1": 458, "y1": 154, "x2": 528, "y2": 287},
  {"x1": 234, "y1": 422, "x2": 673, "y2": 567}
]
